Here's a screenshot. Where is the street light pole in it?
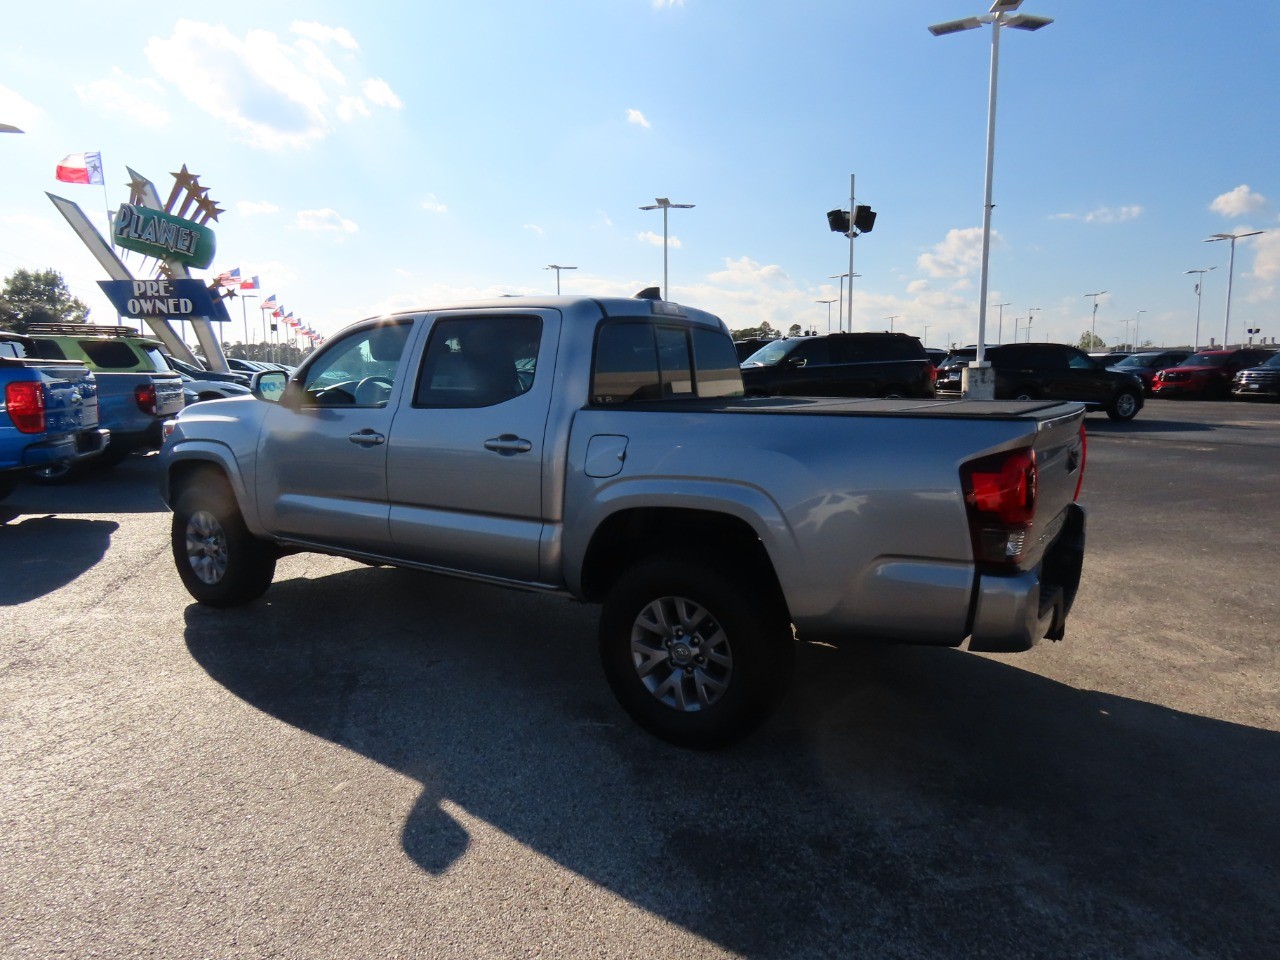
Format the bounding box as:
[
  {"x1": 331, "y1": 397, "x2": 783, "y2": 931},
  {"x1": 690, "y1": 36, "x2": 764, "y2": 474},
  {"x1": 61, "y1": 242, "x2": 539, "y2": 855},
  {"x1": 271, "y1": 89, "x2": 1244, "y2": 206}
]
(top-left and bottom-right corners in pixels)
[
  {"x1": 815, "y1": 299, "x2": 837, "y2": 334},
  {"x1": 1205, "y1": 230, "x2": 1264, "y2": 348},
  {"x1": 1184, "y1": 267, "x2": 1215, "y2": 350},
  {"x1": 1084, "y1": 291, "x2": 1107, "y2": 349},
  {"x1": 991, "y1": 301, "x2": 1010, "y2": 343},
  {"x1": 885, "y1": 315, "x2": 900, "y2": 332},
  {"x1": 923, "y1": 324, "x2": 931, "y2": 347},
  {"x1": 544, "y1": 264, "x2": 577, "y2": 294},
  {"x1": 639, "y1": 197, "x2": 694, "y2": 299},
  {"x1": 829, "y1": 274, "x2": 848, "y2": 331},
  {"x1": 1133, "y1": 309, "x2": 1146, "y2": 351},
  {"x1": 929, "y1": 0, "x2": 1053, "y2": 397}
]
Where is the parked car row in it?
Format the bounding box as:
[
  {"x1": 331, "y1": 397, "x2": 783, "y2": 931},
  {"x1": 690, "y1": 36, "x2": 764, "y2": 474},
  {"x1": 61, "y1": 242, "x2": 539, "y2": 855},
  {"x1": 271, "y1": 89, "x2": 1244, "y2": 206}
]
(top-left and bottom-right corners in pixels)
[
  {"x1": 738, "y1": 332, "x2": 937, "y2": 399},
  {"x1": 1, "y1": 325, "x2": 293, "y2": 487},
  {"x1": 934, "y1": 343, "x2": 1145, "y2": 420}
]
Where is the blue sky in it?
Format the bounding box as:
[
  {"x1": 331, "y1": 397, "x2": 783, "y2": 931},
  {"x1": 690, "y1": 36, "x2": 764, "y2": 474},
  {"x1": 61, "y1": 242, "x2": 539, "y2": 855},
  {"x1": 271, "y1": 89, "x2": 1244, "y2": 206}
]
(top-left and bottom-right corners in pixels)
[{"x1": 2, "y1": 1, "x2": 1277, "y2": 351}]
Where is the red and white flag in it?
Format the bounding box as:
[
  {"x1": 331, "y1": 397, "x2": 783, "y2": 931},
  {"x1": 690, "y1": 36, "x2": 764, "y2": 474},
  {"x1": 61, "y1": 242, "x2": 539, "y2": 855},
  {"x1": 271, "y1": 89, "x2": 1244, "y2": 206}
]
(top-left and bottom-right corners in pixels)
[
  {"x1": 55, "y1": 152, "x2": 104, "y2": 185},
  {"x1": 239, "y1": 275, "x2": 260, "y2": 291}
]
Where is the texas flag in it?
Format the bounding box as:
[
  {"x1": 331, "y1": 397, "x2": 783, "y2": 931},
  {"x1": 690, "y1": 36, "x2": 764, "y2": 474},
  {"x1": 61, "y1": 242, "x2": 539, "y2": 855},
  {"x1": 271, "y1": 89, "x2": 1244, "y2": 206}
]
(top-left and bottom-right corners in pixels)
[
  {"x1": 239, "y1": 275, "x2": 260, "y2": 291},
  {"x1": 55, "y1": 152, "x2": 104, "y2": 185}
]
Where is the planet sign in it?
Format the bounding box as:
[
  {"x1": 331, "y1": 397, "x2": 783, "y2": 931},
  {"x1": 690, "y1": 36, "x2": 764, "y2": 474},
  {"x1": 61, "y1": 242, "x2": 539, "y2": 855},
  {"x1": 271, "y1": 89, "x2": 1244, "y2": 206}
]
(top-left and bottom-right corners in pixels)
[{"x1": 112, "y1": 203, "x2": 216, "y2": 269}]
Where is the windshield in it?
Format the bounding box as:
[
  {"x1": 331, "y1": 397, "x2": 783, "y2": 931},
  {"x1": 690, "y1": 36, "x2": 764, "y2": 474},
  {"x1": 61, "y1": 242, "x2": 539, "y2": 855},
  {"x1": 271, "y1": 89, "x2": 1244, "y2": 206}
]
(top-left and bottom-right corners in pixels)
[
  {"x1": 1115, "y1": 354, "x2": 1163, "y2": 368},
  {"x1": 741, "y1": 341, "x2": 791, "y2": 367},
  {"x1": 1258, "y1": 353, "x2": 1280, "y2": 368},
  {"x1": 1177, "y1": 353, "x2": 1229, "y2": 368}
]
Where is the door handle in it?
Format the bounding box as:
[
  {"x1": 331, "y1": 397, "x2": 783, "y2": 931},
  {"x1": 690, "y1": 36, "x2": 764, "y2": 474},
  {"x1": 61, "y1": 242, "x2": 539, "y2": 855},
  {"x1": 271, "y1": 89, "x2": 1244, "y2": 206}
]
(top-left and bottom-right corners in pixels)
[
  {"x1": 484, "y1": 434, "x2": 533, "y2": 455},
  {"x1": 348, "y1": 429, "x2": 386, "y2": 446}
]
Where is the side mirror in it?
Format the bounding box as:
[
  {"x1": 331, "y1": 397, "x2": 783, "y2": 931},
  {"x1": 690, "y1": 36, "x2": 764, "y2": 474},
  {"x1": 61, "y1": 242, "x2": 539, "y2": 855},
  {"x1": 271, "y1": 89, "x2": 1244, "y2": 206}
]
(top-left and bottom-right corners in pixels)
[{"x1": 252, "y1": 369, "x2": 289, "y2": 404}]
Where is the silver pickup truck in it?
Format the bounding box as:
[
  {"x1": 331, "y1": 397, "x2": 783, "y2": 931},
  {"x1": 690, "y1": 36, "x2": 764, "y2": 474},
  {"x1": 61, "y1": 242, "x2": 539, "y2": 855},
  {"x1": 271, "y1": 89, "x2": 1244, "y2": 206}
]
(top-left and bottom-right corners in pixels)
[{"x1": 160, "y1": 294, "x2": 1087, "y2": 747}]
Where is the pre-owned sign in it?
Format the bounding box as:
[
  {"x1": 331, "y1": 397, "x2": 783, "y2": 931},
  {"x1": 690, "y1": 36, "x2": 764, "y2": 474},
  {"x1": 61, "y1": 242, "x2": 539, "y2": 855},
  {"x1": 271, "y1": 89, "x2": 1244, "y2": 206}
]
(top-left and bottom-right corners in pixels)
[
  {"x1": 112, "y1": 203, "x2": 216, "y2": 269},
  {"x1": 98, "y1": 279, "x2": 231, "y2": 322}
]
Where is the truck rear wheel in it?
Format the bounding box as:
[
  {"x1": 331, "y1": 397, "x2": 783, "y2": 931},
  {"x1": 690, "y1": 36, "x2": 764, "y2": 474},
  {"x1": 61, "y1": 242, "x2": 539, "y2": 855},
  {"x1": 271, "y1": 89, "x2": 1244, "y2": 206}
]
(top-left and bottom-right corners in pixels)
[
  {"x1": 171, "y1": 474, "x2": 275, "y2": 607},
  {"x1": 599, "y1": 556, "x2": 794, "y2": 749}
]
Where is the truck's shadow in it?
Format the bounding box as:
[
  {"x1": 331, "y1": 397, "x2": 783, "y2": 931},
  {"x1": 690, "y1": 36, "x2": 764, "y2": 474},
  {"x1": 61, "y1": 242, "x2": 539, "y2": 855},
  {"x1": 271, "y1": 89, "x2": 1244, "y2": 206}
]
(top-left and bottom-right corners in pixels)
[
  {"x1": 184, "y1": 567, "x2": 1278, "y2": 958},
  {"x1": 0, "y1": 515, "x2": 119, "y2": 604}
]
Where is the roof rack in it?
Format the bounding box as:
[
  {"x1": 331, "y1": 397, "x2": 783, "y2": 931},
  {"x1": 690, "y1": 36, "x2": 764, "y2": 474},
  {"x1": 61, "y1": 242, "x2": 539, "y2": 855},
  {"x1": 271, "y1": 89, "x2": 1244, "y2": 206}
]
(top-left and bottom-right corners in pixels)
[{"x1": 26, "y1": 323, "x2": 144, "y2": 337}]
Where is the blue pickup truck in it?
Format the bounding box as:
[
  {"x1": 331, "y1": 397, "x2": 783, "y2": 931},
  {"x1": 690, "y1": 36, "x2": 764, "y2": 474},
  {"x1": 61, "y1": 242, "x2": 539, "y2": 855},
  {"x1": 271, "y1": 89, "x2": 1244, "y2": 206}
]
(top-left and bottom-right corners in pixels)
[{"x1": 0, "y1": 332, "x2": 110, "y2": 499}]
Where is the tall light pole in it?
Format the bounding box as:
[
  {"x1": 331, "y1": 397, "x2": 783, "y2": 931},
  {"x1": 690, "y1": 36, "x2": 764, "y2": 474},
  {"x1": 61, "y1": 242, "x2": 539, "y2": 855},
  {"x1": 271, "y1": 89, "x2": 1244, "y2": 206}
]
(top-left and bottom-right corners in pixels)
[
  {"x1": 991, "y1": 301, "x2": 1010, "y2": 343},
  {"x1": 1084, "y1": 291, "x2": 1107, "y2": 349},
  {"x1": 1184, "y1": 267, "x2": 1215, "y2": 350},
  {"x1": 639, "y1": 197, "x2": 694, "y2": 299},
  {"x1": 1205, "y1": 230, "x2": 1264, "y2": 348},
  {"x1": 1026, "y1": 306, "x2": 1040, "y2": 343},
  {"x1": 829, "y1": 274, "x2": 848, "y2": 331},
  {"x1": 815, "y1": 299, "x2": 837, "y2": 334},
  {"x1": 544, "y1": 264, "x2": 577, "y2": 294},
  {"x1": 885, "y1": 315, "x2": 900, "y2": 332},
  {"x1": 922, "y1": 324, "x2": 931, "y2": 347},
  {"x1": 1132, "y1": 309, "x2": 1146, "y2": 351},
  {"x1": 929, "y1": 0, "x2": 1053, "y2": 397}
]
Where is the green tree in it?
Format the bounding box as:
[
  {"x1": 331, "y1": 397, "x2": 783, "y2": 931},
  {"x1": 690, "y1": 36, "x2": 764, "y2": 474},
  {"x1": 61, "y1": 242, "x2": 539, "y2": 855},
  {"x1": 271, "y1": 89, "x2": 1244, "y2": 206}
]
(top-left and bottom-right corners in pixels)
[
  {"x1": 0, "y1": 268, "x2": 90, "y2": 332},
  {"x1": 1077, "y1": 330, "x2": 1106, "y2": 351},
  {"x1": 787, "y1": 323, "x2": 802, "y2": 337}
]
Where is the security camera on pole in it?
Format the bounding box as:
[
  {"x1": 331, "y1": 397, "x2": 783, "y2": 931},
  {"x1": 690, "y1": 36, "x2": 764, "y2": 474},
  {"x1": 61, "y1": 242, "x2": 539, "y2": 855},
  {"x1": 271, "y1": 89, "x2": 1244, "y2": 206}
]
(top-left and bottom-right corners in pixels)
[{"x1": 826, "y1": 175, "x2": 876, "y2": 332}]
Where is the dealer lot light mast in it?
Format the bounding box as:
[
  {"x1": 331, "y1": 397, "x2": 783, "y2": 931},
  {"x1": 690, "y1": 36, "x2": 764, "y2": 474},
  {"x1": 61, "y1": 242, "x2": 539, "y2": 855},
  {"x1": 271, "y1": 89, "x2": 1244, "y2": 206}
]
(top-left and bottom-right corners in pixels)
[{"x1": 929, "y1": 0, "x2": 1053, "y2": 397}]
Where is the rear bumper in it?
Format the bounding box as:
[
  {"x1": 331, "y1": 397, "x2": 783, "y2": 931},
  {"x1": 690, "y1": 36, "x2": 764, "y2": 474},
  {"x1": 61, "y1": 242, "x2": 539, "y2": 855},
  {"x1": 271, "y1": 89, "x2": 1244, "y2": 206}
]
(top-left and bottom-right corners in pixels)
[
  {"x1": 968, "y1": 503, "x2": 1086, "y2": 652},
  {"x1": 7, "y1": 427, "x2": 111, "y2": 472}
]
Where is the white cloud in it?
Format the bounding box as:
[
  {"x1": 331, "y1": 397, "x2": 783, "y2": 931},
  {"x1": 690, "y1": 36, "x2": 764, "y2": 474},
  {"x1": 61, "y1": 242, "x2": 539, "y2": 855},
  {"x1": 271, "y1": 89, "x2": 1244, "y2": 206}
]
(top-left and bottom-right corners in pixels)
[
  {"x1": 143, "y1": 20, "x2": 396, "y2": 151},
  {"x1": 653, "y1": 0, "x2": 685, "y2": 7},
  {"x1": 422, "y1": 194, "x2": 447, "y2": 214},
  {"x1": 706, "y1": 256, "x2": 789, "y2": 286},
  {"x1": 0, "y1": 85, "x2": 41, "y2": 131},
  {"x1": 290, "y1": 21, "x2": 359, "y2": 51},
  {"x1": 917, "y1": 227, "x2": 989, "y2": 278},
  {"x1": 74, "y1": 70, "x2": 170, "y2": 128},
  {"x1": 637, "y1": 230, "x2": 680, "y2": 248},
  {"x1": 296, "y1": 208, "x2": 358, "y2": 233},
  {"x1": 363, "y1": 78, "x2": 402, "y2": 110},
  {"x1": 236, "y1": 200, "x2": 280, "y2": 216},
  {"x1": 1249, "y1": 229, "x2": 1280, "y2": 283},
  {"x1": 626, "y1": 109, "x2": 650, "y2": 129},
  {"x1": 523, "y1": 224, "x2": 544, "y2": 235},
  {"x1": 336, "y1": 96, "x2": 370, "y2": 121},
  {"x1": 1211, "y1": 184, "x2": 1267, "y2": 218},
  {"x1": 1050, "y1": 205, "x2": 1143, "y2": 223}
]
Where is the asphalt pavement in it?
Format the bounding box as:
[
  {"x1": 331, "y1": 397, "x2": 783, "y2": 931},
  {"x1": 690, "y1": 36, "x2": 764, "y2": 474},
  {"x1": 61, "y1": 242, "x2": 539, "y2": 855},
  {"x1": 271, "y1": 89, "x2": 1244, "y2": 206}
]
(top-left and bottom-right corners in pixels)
[{"x1": 2, "y1": 399, "x2": 1277, "y2": 959}]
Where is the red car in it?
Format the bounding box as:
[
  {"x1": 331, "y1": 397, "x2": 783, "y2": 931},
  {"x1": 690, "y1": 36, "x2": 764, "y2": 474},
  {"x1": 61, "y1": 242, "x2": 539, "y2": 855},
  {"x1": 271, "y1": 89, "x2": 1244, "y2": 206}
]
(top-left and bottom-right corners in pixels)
[{"x1": 1151, "y1": 348, "x2": 1275, "y2": 399}]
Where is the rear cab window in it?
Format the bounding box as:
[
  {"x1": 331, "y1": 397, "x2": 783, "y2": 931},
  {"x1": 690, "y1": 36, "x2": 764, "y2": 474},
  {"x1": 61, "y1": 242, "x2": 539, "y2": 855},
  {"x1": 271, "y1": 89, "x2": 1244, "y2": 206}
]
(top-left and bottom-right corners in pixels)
[{"x1": 591, "y1": 321, "x2": 743, "y2": 404}]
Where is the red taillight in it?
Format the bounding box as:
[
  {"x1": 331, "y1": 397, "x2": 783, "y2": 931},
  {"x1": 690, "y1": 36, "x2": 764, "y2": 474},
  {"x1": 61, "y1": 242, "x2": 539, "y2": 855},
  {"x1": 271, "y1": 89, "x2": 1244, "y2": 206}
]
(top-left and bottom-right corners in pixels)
[
  {"x1": 927, "y1": 364, "x2": 938, "y2": 385},
  {"x1": 961, "y1": 446, "x2": 1037, "y2": 564},
  {"x1": 6, "y1": 381, "x2": 47, "y2": 434},
  {"x1": 135, "y1": 383, "x2": 157, "y2": 415}
]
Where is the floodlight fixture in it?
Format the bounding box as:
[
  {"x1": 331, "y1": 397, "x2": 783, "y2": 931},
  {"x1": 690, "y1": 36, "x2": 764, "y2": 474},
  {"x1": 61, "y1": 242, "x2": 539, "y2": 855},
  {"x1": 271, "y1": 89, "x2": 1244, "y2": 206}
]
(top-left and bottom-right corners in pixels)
[
  {"x1": 544, "y1": 264, "x2": 577, "y2": 295},
  {"x1": 1205, "y1": 230, "x2": 1265, "y2": 346},
  {"x1": 639, "y1": 197, "x2": 695, "y2": 299}
]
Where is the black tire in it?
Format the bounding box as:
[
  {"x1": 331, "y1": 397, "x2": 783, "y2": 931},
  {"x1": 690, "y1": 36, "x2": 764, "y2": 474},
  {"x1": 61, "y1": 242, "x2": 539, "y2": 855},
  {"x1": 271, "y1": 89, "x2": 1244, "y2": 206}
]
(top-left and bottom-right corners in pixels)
[
  {"x1": 599, "y1": 555, "x2": 794, "y2": 749},
  {"x1": 28, "y1": 460, "x2": 78, "y2": 485},
  {"x1": 171, "y1": 472, "x2": 276, "y2": 607},
  {"x1": 1107, "y1": 388, "x2": 1141, "y2": 421},
  {"x1": 881, "y1": 384, "x2": 908, "y2": 399},
  {"x1": 1012, "y1": 386, "x2": 1039, "y2": 401}
]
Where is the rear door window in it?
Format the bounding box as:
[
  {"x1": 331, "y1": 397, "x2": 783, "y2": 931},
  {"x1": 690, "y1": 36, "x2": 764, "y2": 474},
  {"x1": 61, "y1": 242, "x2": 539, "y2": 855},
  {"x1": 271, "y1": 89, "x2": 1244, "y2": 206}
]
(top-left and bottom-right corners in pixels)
[{"x1": 592, "y1": 322, "x2": 744, "y2": 403}]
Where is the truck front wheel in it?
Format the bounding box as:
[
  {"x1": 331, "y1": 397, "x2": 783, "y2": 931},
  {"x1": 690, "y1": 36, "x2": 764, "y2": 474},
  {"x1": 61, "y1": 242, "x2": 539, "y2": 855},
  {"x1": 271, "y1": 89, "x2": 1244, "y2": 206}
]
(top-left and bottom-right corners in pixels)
[
  {"x1": 599, "y1": 556, "x2": 793, "y2": 749},
  {"x1": 171, "y1": 475, "x2": 276, "y2": 607}
]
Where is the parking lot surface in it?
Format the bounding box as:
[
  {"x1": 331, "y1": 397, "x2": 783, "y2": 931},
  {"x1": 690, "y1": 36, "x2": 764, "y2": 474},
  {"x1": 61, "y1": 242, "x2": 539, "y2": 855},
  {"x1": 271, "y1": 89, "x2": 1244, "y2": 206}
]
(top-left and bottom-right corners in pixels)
[{"x1": 3, "y1": 400, "x2": 1277, "y2": 959}]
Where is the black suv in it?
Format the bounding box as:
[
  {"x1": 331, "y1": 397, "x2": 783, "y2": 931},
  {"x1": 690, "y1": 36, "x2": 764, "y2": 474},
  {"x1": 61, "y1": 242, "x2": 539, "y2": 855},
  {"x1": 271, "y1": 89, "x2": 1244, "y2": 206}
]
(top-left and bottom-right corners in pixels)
[
  {"x1": 739, "y1": 333, "x2": 936, "y2": 398},
  {"x1": 935, "y1": 342, "x2": 1145, "y2": 420}
]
